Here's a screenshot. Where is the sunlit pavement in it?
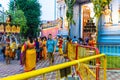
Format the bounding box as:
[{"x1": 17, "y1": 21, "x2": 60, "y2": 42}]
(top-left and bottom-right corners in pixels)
[{"x1": 0, "y1": 53, "x2": 120, "y2": 80}]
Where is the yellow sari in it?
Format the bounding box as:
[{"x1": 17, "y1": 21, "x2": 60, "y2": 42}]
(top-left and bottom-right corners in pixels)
[
  {"x1": 24, "y1": 41, "x2": 36, "y2": 72},
  {"x1": 10, "y1": 42, "x2": 17, "y2": 58}
]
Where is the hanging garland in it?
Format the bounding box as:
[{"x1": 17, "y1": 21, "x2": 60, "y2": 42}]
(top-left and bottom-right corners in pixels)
[{"x1": 64, "y1": 0, "x2": 76, "y2": 35}]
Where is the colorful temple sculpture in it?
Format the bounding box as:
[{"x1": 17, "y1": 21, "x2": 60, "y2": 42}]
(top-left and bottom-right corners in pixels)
[
  {"x1": 0, "y1": 23, "x2": 20, "y2": 34},
  {"x1": 0, "y1": 14, "x2": 20, "y2": 34}
]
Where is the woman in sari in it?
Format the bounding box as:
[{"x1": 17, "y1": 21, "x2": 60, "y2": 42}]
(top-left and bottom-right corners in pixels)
[
  {"x1": 20, "y1": 43, "x2": 25, "y2": 65},
  {"x1": 88, "y1": 37, "x2": 96, "y2": 47},
  {"x1": 42, "y1": 37, "x2": 47, "y2": 60},
  {"x1": 22, "y1": 37, "x2": 36, "y2": 72},
  {"x1": 38, "y1": 37, "x2": 43, "y2": 60},
  {"x1": 58, "y1": 36, "x2": 63, "y2": 56}
]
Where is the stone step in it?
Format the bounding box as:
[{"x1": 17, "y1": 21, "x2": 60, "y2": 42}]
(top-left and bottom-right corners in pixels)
[
  {"x1": 99, "y1": 39, "x2": 120, "y2": 43},
  {"x1": 98, "y1": 45, "x2": 120, "y2": 56},
  {"x1": 100, "y1": 36, "x2": 120, "y2": 39},
  {"x1": 61, "y1": 75, "x2": 80, "y2": 80}
]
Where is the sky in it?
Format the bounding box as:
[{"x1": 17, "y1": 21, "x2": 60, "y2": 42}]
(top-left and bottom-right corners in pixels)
[
  {"x1": 0, "y1": 0, "x2": 9, "y2": 11},
  {"x1": 39, "y1": 0, "x2": 56, "y2": 21},
  {"x1": 0, "y1": 0, "x2": 56, "y2": 21}
]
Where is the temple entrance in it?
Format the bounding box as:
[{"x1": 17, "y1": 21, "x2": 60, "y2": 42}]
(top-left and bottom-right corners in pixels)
[{"x1": 81, "y1": 3, "x2": 95, "y2": 39}]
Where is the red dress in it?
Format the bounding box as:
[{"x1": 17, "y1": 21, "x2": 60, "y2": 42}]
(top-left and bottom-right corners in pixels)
[
  {"x1": 88, "y1": 40, "x2": 96, "y2": 47},
  {"x1": 6, "y1": 38, "x2": 10, "y2": 43},
  {"x1": 58, "y1": 39, "x2": 63, "y2": 48}
]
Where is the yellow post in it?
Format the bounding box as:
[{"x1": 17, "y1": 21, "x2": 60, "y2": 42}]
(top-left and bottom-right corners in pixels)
[
  {"x1": 104, "y1": 56, "x2": 107, "y2": 80},
  {"x1": 56, "y1": 70, "x2": 60, "y2": 80},
  {"x1": 43, "y1": 74, "x2": 46, "y2": 80}
]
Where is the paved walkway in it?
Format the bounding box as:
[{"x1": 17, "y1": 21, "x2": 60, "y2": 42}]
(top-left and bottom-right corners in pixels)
[
  {"x1": 107, "y1": 71, "x2": 120, "y2": 80},
  {"x1": 0, "y1": 53, "x2": 120, "y2": 80}
]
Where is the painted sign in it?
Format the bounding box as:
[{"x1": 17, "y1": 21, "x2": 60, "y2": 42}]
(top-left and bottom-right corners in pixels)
[{"x1": 41, "y1": 27, "x2": 59, "y2": 38}]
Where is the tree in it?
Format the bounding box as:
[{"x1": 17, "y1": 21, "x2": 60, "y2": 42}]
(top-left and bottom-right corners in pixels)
[
  {"x1": 9, "y1": 0, "x2": 42, "y2": 37},
  {"x1": 92, "y1": 0, "x2": 112, "y2": 41},
  {"x1": 14, "y1": 10, "x2": 28, "y2": 36},
  {"x1": 9, "y1": 0, "x2": 28, "y2": 37},
  {"x1": 23, "y1": 0, "x2": 41, "y2": 37},
  {"x1": 65, "y1": 0, "x2": 76, "y2": 36},
  {"x1": 8, "y1": 10, "x2": 28, "y2": 37}
]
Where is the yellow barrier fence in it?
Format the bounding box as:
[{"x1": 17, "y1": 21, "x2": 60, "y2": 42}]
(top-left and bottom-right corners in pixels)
[
  {"x1": 76, "y1": 54, "x2": 106, "y2": 80},
  {"x1": 0, "y1": 54, "x2": 106, "y2": 80},
  {"x1": 67, "y1": 43, "x2": 77, "y2": 60},
  {"x1": 67, "y1": 43, "x2": 100, "y2": 60},
  {"x1": 67, "y1": 43, "x2": 106, "y2": 80}
]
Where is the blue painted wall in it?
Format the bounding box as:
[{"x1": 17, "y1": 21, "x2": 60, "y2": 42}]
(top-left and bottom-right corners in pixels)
[
  {"x1": 70, "y1": 3, "x2": 81, "y2": 39},
  {"x1": 98, "y1": 0, "x2": 120, "y2": 44}
]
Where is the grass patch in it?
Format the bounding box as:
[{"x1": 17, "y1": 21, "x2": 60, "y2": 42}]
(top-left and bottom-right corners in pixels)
[{"x1": 107, "y1": 56, "x2": 120, "y2": 68}]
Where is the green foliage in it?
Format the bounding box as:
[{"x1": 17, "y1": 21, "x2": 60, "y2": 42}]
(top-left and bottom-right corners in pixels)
[
  {"x1": 92, "y1": 0, "x2": 111, "y2": 18},
  {"x1": 65, "y1": 0, "x2": 76, "y2": 35},
  {"x1": 107, "y1": 56, "x2": 120, "y2": 68},
  {"x1": 9, "y1": 1, "x2": 14, "y2": 11},
  {"x1": 92, "y1": 0, "x2": 111, "y2": 41},
  {"x1": 8, "y1": 9, "x2": 28, "y2": 37},
  {"x1": 9, "y1": 0, "x2": 42, "y2": 38},
  {"x1": 9, "y1": 10, "x2": 26, "y2": 26}
]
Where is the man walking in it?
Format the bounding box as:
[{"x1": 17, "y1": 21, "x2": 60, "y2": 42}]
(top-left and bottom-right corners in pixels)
[{"x1": 46, "y1": 34, "x2": 56, "y2": 65}]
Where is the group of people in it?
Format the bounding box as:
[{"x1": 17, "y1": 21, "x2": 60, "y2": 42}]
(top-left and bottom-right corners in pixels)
[
  {"x1": 1, "y1": 38, "x2": 18, "y2": 64},
  {"x1": 72, "y1": 33, "x2": 96, "y2": 47},
  {"x1": 21, "y1": 34, "x2": 69, "y2": 72},
  {"x1": 0, "y1": 33, "x2": 96, "y2": 73}
]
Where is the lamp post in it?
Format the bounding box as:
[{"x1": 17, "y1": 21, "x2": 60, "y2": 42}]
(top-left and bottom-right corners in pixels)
[
  {"x1": 0, "y1": 4, "x2": 4, "y2": 23},
  {"x1": 54, "y1": 0, "x2": 57, "y2": 20},
  {"x1": 2, "y1": 7, "x2": 4, "y2": 23}
]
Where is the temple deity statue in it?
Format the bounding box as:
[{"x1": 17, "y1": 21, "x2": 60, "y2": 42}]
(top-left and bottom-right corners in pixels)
[
  {"x1": 6, "y1": 15, "x2": 11, "y2": 23},
  {"x1": 102, "y1": 5, "x2": 112, "y2": 24}
]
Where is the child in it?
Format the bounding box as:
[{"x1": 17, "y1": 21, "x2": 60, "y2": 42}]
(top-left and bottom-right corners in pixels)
[
  {"x1": 88, "y1": 37, "x2": 96, "y2": 47},
  {"x1": 16, "y1": 44, "x2": 21, "y2": 60},
  {"x1": 5, "y1": 43, "x2": 11, "y2": 64}
]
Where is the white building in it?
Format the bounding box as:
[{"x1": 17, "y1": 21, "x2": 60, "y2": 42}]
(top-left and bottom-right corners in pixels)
[
  {"x1": 0, "y1": 4, "x2": 7, "y2": 22},
  {"x1": 39, "y1": 0, "x2": 57, "y2": 21},
  {"x1": 57, "y1": 0, "x2": 68, "y2": 36}
]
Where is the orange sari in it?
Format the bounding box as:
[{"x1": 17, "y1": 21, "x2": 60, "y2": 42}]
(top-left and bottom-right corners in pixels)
[
  {"x1": 5, "y1": 46, "x2": 12, "y2": 57},
  {"x1": 42, "y1": 41, "x2": 47, "y2": 60}
]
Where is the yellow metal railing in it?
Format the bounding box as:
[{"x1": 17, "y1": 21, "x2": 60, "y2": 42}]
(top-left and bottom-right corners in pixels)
[
  {"x1": 67, "y1": 43, "x2": 100, "y2": 60},
  {"x1": 76, "y1": 54, "x2": 107, "y2": 80},
  {"x1": 67, "y1": 43, "x2": 106, "y2": 80},
  {"x1": 0, "y1": 54, "x2": 106, "y2": 80}
]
